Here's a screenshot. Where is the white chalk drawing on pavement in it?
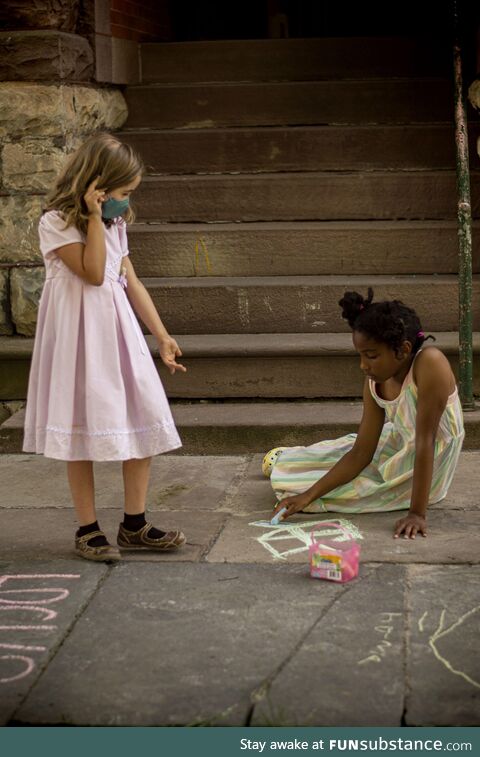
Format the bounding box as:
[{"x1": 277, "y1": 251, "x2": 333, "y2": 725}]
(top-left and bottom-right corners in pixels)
[
  {"x1": 418, "y1": 610, "x2": 428, "y2": 633},
  {"x1": 249, "y1": 517, "x2": 363, "y2": 561},
  {"x1": 0, "y1": 574, "x2": 80, "y2": 685},
  {"x1": 420, "y1": 608, "x2": 480, "y2": 690}
]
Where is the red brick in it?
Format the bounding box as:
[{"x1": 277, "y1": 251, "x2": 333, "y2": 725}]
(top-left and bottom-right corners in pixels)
[
  {"x1": 111, "y1": 21, "x2": 167, "y2": 42},
  {"x1": 111, "y1": 23, "x2": 137, "y2": 40}
]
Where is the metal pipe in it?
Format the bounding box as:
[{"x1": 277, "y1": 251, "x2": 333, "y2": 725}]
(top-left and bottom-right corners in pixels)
[{"x1": 453, "y1": 0, "x2": 475, "y2": 409}]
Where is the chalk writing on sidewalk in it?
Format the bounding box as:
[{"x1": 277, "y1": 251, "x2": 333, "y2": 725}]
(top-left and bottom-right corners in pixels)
[
  {"x1": 419, "y1": 607, "x2": 480, "y2": 690},
  {"x1": 357, "y1": 612, "x2": 402, "y2": 666},
  {"x1": 249, "y1": 517, "x2": 362, "y2": 561},
  {"x1": 358, "y1": 607, "x2": 480, "y2": 691},
  {"x1": 0, "y1": 574, "x2": 80, "y2": 685}
]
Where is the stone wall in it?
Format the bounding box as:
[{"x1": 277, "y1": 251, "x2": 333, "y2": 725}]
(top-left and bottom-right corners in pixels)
[{"x1": 0, "y1": 0, "x2": 128, "y2": 337}]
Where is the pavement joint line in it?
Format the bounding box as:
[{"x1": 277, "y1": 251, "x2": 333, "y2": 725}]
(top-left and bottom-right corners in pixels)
[
  {"x1": 199, "y1": 513, "x2": 231, "y2": 561},
  {"x1": 214, "y1": 453, "x2": 253, "y2": 511},
  {"x1": 402, "y1": 565, "x2": 414, "y2": 726},
  {"x1": 249, "y1": 563, "x2": 380, "y2": 722},
  {"x1": 9, "y1": 565, "x2": 113, "y2": 723}
]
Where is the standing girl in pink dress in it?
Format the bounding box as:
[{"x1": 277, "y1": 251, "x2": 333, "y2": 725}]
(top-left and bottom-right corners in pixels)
[{"x1": 23, "y1": 133, "x2": 186, "y2": 562}]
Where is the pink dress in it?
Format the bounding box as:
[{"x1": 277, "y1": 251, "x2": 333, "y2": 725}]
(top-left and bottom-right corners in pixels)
[{"x1": 23, "y1": 211, "x2": 182, "y2": 461}]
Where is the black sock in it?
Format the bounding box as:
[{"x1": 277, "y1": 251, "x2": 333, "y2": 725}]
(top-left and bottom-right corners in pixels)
[
  {"x1": 76, "y1": 521, "x2": 108, "y2": 548},
  {"x1": 123, "y1": 512, "x2": 166, "y2": 538}
]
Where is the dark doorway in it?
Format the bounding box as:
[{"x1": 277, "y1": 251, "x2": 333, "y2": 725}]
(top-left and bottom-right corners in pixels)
[{"x1": 169, "y1": 0, "x2": 455, "y2": 41}]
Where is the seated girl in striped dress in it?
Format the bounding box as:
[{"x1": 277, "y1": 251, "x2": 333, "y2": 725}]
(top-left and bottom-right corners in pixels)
[{"x1": 265, "y1": 288, "x2": 464, "y2": 539}]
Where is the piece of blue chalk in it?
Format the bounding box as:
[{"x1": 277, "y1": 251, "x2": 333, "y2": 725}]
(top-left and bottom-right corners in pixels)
[{"x1": 270, "y1": 506, "x2": 288, "y2": 526}]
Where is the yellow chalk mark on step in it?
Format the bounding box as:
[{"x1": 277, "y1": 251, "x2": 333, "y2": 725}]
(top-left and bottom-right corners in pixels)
[{"x1": 194, "y1": 238, "x2": 212, "y2": 274}]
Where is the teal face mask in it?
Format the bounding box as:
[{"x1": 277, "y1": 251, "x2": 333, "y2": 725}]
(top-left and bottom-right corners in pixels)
[{"x1": 102, "y1": 196, "x2": 130, "y2": 220}]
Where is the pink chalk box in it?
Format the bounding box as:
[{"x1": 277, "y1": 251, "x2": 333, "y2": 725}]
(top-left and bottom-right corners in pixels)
[{"x1": 309, "y1": 522, "x2": 360, "y2": 583}]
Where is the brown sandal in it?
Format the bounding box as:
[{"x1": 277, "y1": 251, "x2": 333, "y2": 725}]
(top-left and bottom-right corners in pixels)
[
  {"x1": 75, "y1": 530, "x2": 122, "y2": 562},
  {"x1": 117, "y1": 522, "x2": 186, "y2": 551}
]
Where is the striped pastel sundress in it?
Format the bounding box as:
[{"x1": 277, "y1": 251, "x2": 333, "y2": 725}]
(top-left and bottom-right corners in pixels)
[{"x1": 270, "y1": 353, "x2": 465, "y2": 513}]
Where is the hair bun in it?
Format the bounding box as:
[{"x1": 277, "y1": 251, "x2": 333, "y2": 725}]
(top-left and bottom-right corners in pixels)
[{"x1": 338, "y1": 287, "x2": 374, "y2": 328}]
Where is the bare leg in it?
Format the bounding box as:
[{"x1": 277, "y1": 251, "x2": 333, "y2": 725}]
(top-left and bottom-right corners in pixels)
[
  {"x1": 122, "y1": 457, "x2": 152, "y2": 514},
  {"x1": 67, "y1": 461, "x2": 96, "y2": 526},
  {"x1": 119, "y1": 457, "x2": 185, "y2": 549}
]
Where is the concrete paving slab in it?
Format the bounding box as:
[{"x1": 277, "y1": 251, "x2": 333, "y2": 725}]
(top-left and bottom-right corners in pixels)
[
  {"x1": 224, "y1": 455, "x2": 275, "y2": 514},
  {"x1": 251, "y1": 563, "x2": 405, "y2": 726},
  {"x1": 405, "y1": 565, "x2": 480, "y2": 726},
  {"x1": 0, "y1": 560, "x2": 108, "y2": 725},
  {"x1": 1, "y1": 453, "x2": 479, "y2": 512},
  {"x1": 442, "y1": 452, "x2": 480, "y2": 510},
  {"x1": 0, "y1": 509, "x2": 227, "y2": 564},
  {"x1": 223, "y1": 452, "x2": 480, "y2": 514},
  {"x1": 14, "y1": 563, "x2": 340, "y2": 726},
  {"x1": 0, "y1": 455, "x2": 242, "y2": 510},
  {"x1": 206, "y1": 510, "x2": 480, "y2": 565}
]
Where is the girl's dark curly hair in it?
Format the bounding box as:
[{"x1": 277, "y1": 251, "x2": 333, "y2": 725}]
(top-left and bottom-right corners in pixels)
[{"x1": 338, "y1": 287, "x2": 434, "y2": 357}]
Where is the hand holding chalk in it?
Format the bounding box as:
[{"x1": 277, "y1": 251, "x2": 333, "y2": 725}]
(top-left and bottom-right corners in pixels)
[{"x1": 270, "y1": 506, "x2": 288, "y2": 526}]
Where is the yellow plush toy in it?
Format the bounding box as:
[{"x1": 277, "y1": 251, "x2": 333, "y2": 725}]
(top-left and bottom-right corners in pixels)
[{"x1": 262, "y1": 447, "x2": 288, "y2": 478}]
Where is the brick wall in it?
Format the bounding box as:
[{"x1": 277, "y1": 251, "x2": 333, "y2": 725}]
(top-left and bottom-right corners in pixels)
[{"x1": 111, "y1": 0, "x2": 172, "y2": 42}]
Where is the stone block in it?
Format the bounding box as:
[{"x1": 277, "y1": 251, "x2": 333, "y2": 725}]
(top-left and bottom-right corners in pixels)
[
  {"x1": 112, "y1": 37, "x2": 140, "y2": 85},
  {"x1": 0, "y1": 83, "x2": 75, "y2": 138},
  {"x1": 0, "y1": 271, "x2": 13, "y2": 335},
  {"x1": 77, "y1": 0, "x2": 95, "y2": 37},
  {"x1": 468, "y1": 79, "x2": 480, "y2": 112},
  {"x1": 0, "y1": 31, "x2": 93, "y2": 82},
  {"x1": 94, "y1": 33, "x2": 113, "y2": 83},
  {"x1": 95, "y1": 0, "x2": 111, "y2": 36},
  {"x1": 0, "y1": 83, "x2": 127, "y2": 138},
  {"x1": 3, "y1": 139, "x2": 66, "y2": 192},
  {"x1": 0, "y1": 195, "x2": 44, "y2": 264},
  {"x1": 71, "y1": 86, "x2": 128, "y2": 131},
  {"x1": 10, "y1": 267, "x2": 45, "y2": 336},
  {"x1": 0, "y1": 0, "x2": 80, "y2": 32},
  {"x1": 0, "y1": 400, "x2": 24, "y2": 425}
]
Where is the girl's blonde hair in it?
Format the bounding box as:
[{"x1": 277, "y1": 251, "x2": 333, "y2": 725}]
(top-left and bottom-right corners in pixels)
[{"x1": 45, "y1": 132, "x2": 144, "y2": 234}]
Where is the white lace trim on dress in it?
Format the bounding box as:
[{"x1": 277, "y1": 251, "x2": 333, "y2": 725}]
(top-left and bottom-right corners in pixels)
[{"x1": 43, "y1": 419, "x2": 177, "y2": 437}]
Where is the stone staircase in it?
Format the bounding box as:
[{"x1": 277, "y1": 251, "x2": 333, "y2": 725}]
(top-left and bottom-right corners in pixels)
[{"x1": 2, "y1": 36, "x2": 480, "y2": 453}]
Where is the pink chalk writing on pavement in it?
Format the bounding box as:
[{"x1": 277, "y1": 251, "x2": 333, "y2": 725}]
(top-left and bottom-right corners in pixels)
[{"x1": 0, "y1": 574, "x2": 80, "y2": 684}]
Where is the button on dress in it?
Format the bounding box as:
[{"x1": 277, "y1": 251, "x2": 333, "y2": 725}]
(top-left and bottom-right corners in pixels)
[{"x1": 23, "y1": 211, "x2": 182, "y2": 461}]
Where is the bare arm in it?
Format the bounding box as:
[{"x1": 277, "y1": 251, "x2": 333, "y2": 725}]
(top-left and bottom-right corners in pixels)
[
  {"x1": 275, "y1": 379, "x2": 385, "y2": 519},
  {"x1": 122, "y1": 256, "x2": 186, "y2": 374},
  {"x1": 394, "y1": 349, "x2": 453, "y2": 539},
  {"x1": 55, "y1": 178, "x2": 107, "y2": 286}
]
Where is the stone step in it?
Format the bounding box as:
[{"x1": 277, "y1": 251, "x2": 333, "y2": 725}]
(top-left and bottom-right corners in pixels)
[
  {"x1": 3, "y1": 401, "x2": 480, "y2": 455},
  {"x1": 128, "y1": 221, "x2": 480, "y2": 278},
  {"x1": 140, "y1": 37, "x2": 449, "y2": 84},
  {"x1": 121, "y1": 124, "x2": 480, "y2": 175},
  {"x1": 125, "y1": 79, "x2": 454, "y2": 130},
  {"x1": 134, "y1": 172, "x2": 480, "y2": 223},
  {"x1": 3, "y1": 333, "x2": 479, "y2": 402},
  {"x1": 142, "y1": 275, "x2": 480, "y2": 334},
  {"x1": 143, "y1": 274, "x2": 480, "y2": 334}
]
